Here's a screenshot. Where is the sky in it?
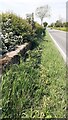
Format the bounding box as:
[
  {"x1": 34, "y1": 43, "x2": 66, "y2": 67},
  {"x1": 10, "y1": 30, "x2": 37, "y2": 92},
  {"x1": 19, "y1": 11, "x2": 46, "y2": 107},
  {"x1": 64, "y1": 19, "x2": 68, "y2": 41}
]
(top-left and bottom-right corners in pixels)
[{"x1": 0, "y1": 0, "x2": 67, "y2": 24}]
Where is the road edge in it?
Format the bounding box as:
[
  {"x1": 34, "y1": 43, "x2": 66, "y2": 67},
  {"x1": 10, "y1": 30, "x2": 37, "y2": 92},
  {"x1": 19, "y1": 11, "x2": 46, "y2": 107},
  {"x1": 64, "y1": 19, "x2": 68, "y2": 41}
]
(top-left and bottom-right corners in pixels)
[{"x1": 48, "y1": 31, "x2": 66, "y2": 63}]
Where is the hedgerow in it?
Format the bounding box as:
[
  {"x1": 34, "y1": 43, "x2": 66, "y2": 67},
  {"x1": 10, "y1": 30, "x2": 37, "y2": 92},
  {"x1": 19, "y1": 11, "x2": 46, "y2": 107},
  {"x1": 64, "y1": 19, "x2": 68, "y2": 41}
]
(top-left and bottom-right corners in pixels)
[
  {"x1": 0, "y1": 12, "x2": 44, "y2": 56},
  {"x1": 0, "y1": 12, "x2": 46, "y2": 119}
]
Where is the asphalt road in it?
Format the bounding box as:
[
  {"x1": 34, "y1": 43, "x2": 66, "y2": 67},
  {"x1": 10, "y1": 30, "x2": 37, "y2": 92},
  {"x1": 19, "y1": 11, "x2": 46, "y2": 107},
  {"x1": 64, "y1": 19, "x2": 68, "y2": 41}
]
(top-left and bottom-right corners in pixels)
[{"x1": 48, "y1": 28, "x2": 68, "y2": 63}]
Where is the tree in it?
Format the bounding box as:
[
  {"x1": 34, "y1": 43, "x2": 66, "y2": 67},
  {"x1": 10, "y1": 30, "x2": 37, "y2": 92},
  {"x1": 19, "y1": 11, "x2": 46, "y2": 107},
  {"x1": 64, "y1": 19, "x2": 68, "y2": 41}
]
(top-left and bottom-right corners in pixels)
[
  {"x1": 43, "y1": 22, "x2": 48, "y2": 27},
  {"x1": 50, "y1": 23, "x2": 55, "y2": 27},
  {"x1": 63, "y1": 22, "x2": 66, "y2": 27},
  {"x1": 55, "y1": 20, "x2": 63, "y2": 27},
  {"x1": 65, "y1": 22, "x2": 68, "y2": 27},
  {"x1": 35, "y1": 5, "x2": 50, "y2": 25}
]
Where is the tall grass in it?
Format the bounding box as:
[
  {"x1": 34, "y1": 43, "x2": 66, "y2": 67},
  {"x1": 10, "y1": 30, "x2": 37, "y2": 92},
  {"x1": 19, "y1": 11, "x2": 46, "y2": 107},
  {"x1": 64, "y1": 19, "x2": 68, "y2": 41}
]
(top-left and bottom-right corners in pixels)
[{"x1": 2, "y1": 31, "x2": 66, "y2": 118}]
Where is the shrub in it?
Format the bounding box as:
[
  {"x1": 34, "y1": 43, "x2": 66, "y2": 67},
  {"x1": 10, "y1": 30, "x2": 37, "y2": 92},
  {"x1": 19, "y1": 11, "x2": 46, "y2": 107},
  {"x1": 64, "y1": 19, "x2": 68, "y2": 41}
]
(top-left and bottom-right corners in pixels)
[
  {"x1": 1, "y1": 13, "x2": 32, "y2": 35},
  {"x1": 34, "y1": 22, "x2": 44, "y2": 37},
  {"x1": 0, "y1": 12, "x2": 33, "y2": 55},
  {"x1": 0, "y1": 12, "x2": 45, "y2": 56}
]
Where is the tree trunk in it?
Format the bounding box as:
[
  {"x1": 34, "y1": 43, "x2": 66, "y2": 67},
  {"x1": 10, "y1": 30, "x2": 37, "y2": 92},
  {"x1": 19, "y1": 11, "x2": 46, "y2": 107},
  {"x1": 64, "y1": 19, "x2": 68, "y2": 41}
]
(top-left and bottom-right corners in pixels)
[{"x1": 41, "y1": 18, "x2": 43, "y2": 26}]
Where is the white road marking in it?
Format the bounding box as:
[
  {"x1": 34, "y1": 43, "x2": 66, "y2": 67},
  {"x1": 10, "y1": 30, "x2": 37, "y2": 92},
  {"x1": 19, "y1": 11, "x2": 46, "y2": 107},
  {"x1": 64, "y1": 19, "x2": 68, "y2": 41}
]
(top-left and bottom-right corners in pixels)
[{"x1": 48, "y1": 32, "x2": 66, "y2": 63}]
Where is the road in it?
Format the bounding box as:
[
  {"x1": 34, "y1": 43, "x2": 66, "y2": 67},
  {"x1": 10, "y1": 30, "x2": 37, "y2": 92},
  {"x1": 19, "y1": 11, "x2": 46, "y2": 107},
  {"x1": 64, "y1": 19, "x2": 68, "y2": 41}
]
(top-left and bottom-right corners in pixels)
[{"x1": 48, "y1": 28, "x2": 68, "y2": 63}]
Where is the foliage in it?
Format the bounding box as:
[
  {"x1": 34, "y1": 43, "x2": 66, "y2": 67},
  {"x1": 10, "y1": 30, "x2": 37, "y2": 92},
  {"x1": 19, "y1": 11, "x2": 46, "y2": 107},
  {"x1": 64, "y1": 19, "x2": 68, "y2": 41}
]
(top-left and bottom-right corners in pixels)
[
  {"x1": 64, "y1": 22, "x2": 68, "y2": 27},
  {"x1": 49, "y1": 21, "x2": 68, "y2": 31},
  {"x1": 1, "y1": 12, "x2": 32, "y2": 36},
  {"x1": 49, "y1": 23, "x2": 55, "y2": 27},
  {"x1": 0, "y1": 12, "x2": 32, "y2": 55},
  {"x1": 0, "y1": 12, "x2": 44, "y2": 56},
  {"x1": 55, "y1": 20, "x2": 63, "y2": 27},
  {"x1": 49, "y1": 21, "x2": 68, "y2": 28},
  {"x1": 51, "y1": 27, "x2": 68, "y2": 32},
  {"x1": 1, "y1": 31, "x2": 66, "y2": 119},
  {"x1": 34, "y1": 22, "x2": 44, "y2": 37},
  {"x1": 2, "y1": 42, "x2": 43, "y2": 119},
  {"x1": 43, "y1": 22, "x2": 48, "y2": 27}
]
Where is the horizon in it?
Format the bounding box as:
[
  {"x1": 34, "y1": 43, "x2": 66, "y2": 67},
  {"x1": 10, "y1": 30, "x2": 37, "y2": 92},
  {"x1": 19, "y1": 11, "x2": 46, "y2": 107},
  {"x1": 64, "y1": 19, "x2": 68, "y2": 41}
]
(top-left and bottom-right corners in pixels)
[{"x1": 0, "y1": 0, "x2": 67, "y2": 25}]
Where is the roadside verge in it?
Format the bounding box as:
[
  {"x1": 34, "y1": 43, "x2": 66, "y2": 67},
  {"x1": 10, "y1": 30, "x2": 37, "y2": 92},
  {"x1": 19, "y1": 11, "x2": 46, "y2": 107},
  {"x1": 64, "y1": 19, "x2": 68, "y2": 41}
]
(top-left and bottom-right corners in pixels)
[{"x1": 48, "y1": 31, "x2": 66, "y2": 63}]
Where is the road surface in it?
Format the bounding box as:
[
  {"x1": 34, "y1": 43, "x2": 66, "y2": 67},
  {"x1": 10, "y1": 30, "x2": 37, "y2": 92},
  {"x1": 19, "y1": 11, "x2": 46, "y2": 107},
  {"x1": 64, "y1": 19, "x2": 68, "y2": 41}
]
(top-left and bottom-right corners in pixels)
[{"x1": 48, "y1": 28, "x2": 68, "y2": 63}]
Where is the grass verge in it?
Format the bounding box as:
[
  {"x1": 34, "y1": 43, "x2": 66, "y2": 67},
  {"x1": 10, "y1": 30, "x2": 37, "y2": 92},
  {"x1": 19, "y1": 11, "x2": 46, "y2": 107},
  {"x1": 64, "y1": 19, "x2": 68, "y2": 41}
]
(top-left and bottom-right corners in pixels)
[
  {"x1": 51, "y1": 27, "x2": 68, "y2": 32},
  {"x1": 2, "y1": 31, "x2": 66, "y2": 118},
  {"x1": 40, "y1": 31, "x2": 66, "y2": 118}
]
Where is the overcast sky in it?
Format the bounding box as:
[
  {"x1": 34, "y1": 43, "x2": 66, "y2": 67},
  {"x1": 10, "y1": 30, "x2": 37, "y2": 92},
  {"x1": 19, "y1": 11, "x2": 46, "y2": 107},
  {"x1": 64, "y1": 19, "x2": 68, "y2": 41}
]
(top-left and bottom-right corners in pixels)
[{"x1": 0, "y1": 0, "x2": 67, "y2": 24}]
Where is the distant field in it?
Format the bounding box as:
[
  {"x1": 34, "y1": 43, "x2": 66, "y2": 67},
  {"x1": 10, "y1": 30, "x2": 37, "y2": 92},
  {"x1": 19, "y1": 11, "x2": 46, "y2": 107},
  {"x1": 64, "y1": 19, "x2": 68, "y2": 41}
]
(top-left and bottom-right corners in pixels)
[{"x1": 51, "y1": 27, "x2": 68, "y2": 32}]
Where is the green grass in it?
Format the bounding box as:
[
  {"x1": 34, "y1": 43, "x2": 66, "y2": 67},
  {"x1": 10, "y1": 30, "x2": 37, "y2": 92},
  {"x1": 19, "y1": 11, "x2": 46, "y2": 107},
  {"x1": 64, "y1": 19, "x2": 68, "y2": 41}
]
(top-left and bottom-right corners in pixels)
[
  {"x1": 2, "y1": 31, "x2": 66, "y2": 118},
  {"x1": 40, "y1": 31, "x2": 66, "y2": 118},
  {"x1": 52, "y1": 27, "x2": 68, "y2": 32}
]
